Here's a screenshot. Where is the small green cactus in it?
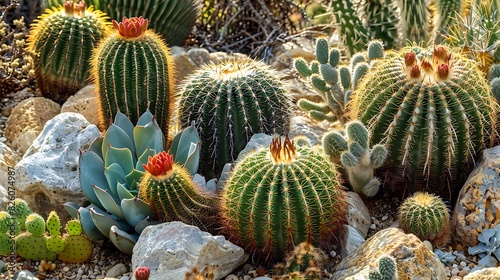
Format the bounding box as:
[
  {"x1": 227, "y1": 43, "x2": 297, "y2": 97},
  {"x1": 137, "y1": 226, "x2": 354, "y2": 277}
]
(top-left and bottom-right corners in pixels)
[
  {"x1": 0, "y1": 211, "x2": 14, "y2": 256},
  {"x1": 138, "y1": 151, "x2": 219, "y2": 233},
  {"x1": 12, "y1": 198, "x2": 33, "y2": 231},
  {"x1": 15, "y1": 213, "x2": 57, "y2": 261},
  {"x1": 323, "y1": 121, "x2": 387, "y2": 197},
  {"x1": 286, "y1": 242, "x2": 326, "y2": 276},
  {"x1": 221, "y1": 135, "x2": 345, "y2": 261},
  {"x1": 369, "y1": 256, "x2": 397, "y2": 280},
  {"x1": 178, "y1": 57, "x2": 292, "y2": 179},
  {"x1": 45, "y1": 211, "x2": 60, "y2": 236},
  {"x1": 398, "y1": 192, "x2": 450, "y2": 246},
  {"x1": 28, "y1": 0, "x2": 110, "y2": 104},
  {"x1": 58, "y1": 220, "x2": 93, "y2": 263},
  {"x1": 46, "y1": 236, "x2": 65, "y2": 254}
]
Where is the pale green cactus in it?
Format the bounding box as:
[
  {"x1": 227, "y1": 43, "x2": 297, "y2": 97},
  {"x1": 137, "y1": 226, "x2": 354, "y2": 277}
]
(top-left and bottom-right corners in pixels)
[{"x1": 369, "y1": 256, "x2": 398, "y2": 280}]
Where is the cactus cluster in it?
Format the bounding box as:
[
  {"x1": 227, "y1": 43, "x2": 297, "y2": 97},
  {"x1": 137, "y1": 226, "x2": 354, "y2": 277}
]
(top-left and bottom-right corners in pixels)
[
  {"x1": 322, "y1": 120, "x2": 387, "y2": 197},
  {"x1": 369, "y1": 256, "x2": 398, "y2": 280},
  {"x1": 398, "y1": 192, "x2": 450, "y2": 246},
  {"x1": 28, "y1": 0, "x2": 110, "y2": 104},
  {"x1": 91, "y1": 16, "x2": 175, "y2": 137},
  {"x1": 294, "y1": 39, "x2": 384, "y2": 123},
  {"x1": 221, "y1": 135, "x2": 345, "y2": 261},
  {"x1": 349, "y1": 44, "x2": 499, "y2": 201},
  {"x1": 178, "y1": 58, "x2": 292, "y2": 179}
]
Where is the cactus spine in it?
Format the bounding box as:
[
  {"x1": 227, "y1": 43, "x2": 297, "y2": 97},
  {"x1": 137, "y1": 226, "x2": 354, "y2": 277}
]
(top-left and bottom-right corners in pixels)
[
  {"x1": 398, "y1": 192, "x2": 450, "y2": 246},
  {"x1": 138, "y1": 151, "x2": 219, "y2": 233},
  {"x1": 178, "y1": 58, "x2": 291, "y2": 179},
  {"x1": 369, "y1": 256, "x2": 398, "y2": 280},
  {"x1": 28, "y1": 0, "x2": 110, "y2": 104},
  {"x1": 349, "y1": 45, "x2": 499, "y2": 201},
  {"x1": 91, "y1": 16, "x2": 175, "y2": 136},
  {"x1": 221, "y1": 135, "x2": 345, "y2": 261}
]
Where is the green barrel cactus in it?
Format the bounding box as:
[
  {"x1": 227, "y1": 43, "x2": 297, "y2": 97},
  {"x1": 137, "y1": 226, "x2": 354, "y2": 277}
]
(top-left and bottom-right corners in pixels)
[
  {"x1": 178, "y1": 58, "x2": 292, "y2": 179},
  {"x1": 221, "y1": 135, "x2": 345, "y2": 261},
  {"x1": 398, "y1": 192, "x2": 450, "y2": 246},
  {"x1": 138, "y1": 151, "x2": 219, "y2": 233},
  {"x1": 91, "y1": 16, "x2": 175, "y2": 137},
  {"x1": 349, "y1": 45, "x2": 499, "y2": 201},
  {"x1": 322, "y1": 120, "x2": 387, "y2": 197},
  {"x1": 15, "y1": 213, "x2": 57, "y2": 261},
  {"x1": 27, "y1": 0, "x2": 110, "y2": 104},
  {"x1": 58, "y1": 220, "x2": 93, "y2": 263},
  {"x1": 369, "y1": 256, "x2": 398, "y2": 280}
]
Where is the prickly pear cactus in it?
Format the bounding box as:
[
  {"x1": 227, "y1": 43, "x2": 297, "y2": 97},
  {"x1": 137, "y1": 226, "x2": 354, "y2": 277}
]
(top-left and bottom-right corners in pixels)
[
  {"x1": 178, "y1": 58, "x2": 292, "y2": 179},
  {"x1": 27, "y1": 0, "x2": 110, "y2": 104},
  {"x1": 349, "y1": 45, "x2": 499, "y2": 201},
  {"x1": 15, "y1": 213, "x2": 57, "y2": 261},
  {"x1": 45, "y1": 211, "x2": 65, "y2": 253},
  {"x1": 138, "y1": 151, "x2": 219, "y2": 233},
  {"x1": 0, "y1": 211, "x2": 14, "y2": 256},
  {"x1": 58, "y1": 220, "x2": 93, "y2": 263},
  {"x1": 398, "y1": 192, "x2": 450, "y2": 246},
  {"x1": 91, "y1": 16, "x2": 174, "y2": 136},
  {"x1": 12, "y1": 198, "x2": 32, "y2": 231},
  {"x1": 221, "y1": 135, "x2": 345, "y2": 261}
]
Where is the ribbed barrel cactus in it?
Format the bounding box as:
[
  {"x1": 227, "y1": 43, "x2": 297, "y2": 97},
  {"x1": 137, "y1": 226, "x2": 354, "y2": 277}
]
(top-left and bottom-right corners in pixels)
[
  {"x1": 27, "y1": 0, "x2": 110, "y2": 104},
  {"x1": 349, "y1": 45, "x2": 499, "y2": 201},
  {"x1": 221, "y1": 135, "x2": 345, "y2": 261},
  {"x1": 91, "y1": 16, "x2": 174, "y2": 137},
  {"x1": 178, "y1": 58, "x2": 292, "y2": 179}
]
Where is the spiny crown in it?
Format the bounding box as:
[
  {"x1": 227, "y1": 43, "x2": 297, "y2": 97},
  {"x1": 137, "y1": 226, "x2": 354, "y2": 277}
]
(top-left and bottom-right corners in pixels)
[
  {"x1": 112, "y1": 16, "x2": 149, "y2": 39},
  {"x1": 404, "y1": 45, "x2": 454, "y2": 83},
  {"x1": 209, "y1": 58, "x2": 262, "y2": 81},
  {"x1": 269, "y1": 135, "x2": 298, "y2": 165},
  {"x1": 63, "y1": 0, "x2": 86, "y2": 17},
  {"x1": 143, "y1": 151, "x2": 174, "y2": 179}
]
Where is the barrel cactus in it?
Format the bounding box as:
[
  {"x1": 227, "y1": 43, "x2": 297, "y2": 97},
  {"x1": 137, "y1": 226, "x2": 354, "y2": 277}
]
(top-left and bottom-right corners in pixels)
[
  {"x1": 27, "y1": 0, "x2": 110, "y2": 104},
  {"x1": 398, "y1": 192, "x2": 450, "y2": 246},
  {"x1": 178, "y1": 58, "x2": 292, "y2": 179},
  {"x1": 221, "y1": 135, "x2": 345, "y2": 261},
  {"x1": 138, "y1": 151, "x2": 219, "y2": 233},
  {"x1": 349, "y1": 45, "x2": 499, "y2": 201},
  {"x1": 91, "y1": 16, "x2": 174, "y2": 136}
]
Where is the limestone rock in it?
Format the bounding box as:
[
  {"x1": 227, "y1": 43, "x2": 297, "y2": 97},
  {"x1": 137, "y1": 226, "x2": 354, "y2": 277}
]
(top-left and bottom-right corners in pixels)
[
  {"x1": 61, "y1": 85, "x2": 99, "y2": 128},
  {"x1": 331, "y1": 227, "x2": 446, "y2": 280},
  {"x1": 236, "y1": 133, "x2": 272, "y2": 162},
  {"x1": 5, "y1": 97, "x2": 60, "y2": 155},
  {"x1": 463, "y1": 267, "x2": 500, "y2": 279},
  {"x1": 338, "y1": 224, "x2": 365, "y2": 258},
  {"x1": 14, "y1": 112, "x2": 100, "y2": 221},
  {"x1": 344, "y1": 191, "x2": 371, "y2": 238},
  {"x1": 452, "y1": 146, "x2": 500, "y2": 248},
  {"x1": 0, "y1": 142, "x2": 20, "y2": 209},
  {"x1": 132, "y1": 221, "x2": 246, "y2": 280}
]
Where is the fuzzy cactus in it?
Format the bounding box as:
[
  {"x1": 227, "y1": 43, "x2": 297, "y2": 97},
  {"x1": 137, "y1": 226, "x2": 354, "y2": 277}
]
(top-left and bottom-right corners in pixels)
[
  {"x1": 138, "y1": 151, "x2": 219, "y2": 233},
  {"x1": 221, "y1": 135, "x2": 345, "y2": 261},
  {"x1": 58, "y1": 220, "x2": 93, "y2": 263},
  {"x1": 369, "y1": 256, "x2": 397, "y2": 280},
  {"x1": 91, "y1": 16, "x2": 175, "y2": 136},
  {"x1": 349, "y1": 45, "x2": 499, "y2": 201},
  {"x1": 178, "y1": 58, "x2": 292, "y2": 179},
  {"x1": 323, "y1": 120, "x2": 387, "y2": 197},
  {"x1": 27, "y1": 0, "x2": 110, "y2": 104},
  {"x1": 15, "y1": 213, "x2": 57, "y2": 261},
  {"x1": 398, "y1": 192, "x2": 450, "y2": 246}
]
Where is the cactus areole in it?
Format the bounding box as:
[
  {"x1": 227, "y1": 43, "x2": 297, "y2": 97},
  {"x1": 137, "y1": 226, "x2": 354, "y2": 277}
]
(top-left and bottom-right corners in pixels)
[
  {"x1": 112, "y1": 16, "x2": 149, "y2": 39},
  {"x1": 143, "y1": 151, "x2": 174, "y2": 179}
]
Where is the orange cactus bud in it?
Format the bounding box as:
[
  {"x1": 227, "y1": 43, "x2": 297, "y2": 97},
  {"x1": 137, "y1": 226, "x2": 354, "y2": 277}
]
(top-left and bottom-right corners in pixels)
[
  {"x1": 112, "y1": 16, "x2": 149, "y2": 38},
  {"x1": 143, "y1": 151, "x2": 173, "y2": 177}
]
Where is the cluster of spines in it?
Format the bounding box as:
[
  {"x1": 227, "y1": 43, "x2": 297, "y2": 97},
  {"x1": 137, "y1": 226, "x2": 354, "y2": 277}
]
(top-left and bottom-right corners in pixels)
[
  {"x1": 362, "y1": 0, "x2": 399, "y2": 49},
  {"x1": 329, "y1": 0, "x2": 370, "y2": 55},
  {"x1": 369, "y1": 256, "x2": 398, "y2": 280},
  {"x1": 221, "y1": 135, "x2": 345, "y2": 261},
  {"x1": 178, "y1": 58, "x2": 291, "y2": 179}
]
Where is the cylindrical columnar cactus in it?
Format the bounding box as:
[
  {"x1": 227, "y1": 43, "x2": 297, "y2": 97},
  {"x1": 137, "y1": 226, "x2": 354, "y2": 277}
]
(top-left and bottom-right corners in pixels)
[
  {"x1": 398, "y1": 192, "x2": 450, "y2": 246},
  {"x1": 221, "y1": 135, "x2": 345, "y2": 261},
  {"x1": 178, "y1": 58, "x2": 292, "y2": 179},
  {"x1": 91, "y1": 16, "x2": 175, "y2": 136},
  {"x1": 349, "y1": 45, "x2": 499, "y2": 201},
  {"x1": 28, "y1": 0, "x2": 110, "y2": 104},
  {"x1": 138, "y1": 151, "x2": 219, "y2": 233}
]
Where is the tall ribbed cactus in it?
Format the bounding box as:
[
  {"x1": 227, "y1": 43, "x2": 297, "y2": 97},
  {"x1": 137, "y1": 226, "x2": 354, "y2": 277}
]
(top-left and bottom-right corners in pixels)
[
  {"x1": 27, "y1": 0, "x2": 110, "y2": 104},
  {"x1": 349, "y1": 45, "x2": 499, "y2": 201},
  {"x1": 221, "y1": 135, "x2": 345, "y2": 261},
  {"x1": 178, "y1": 58, "x2": 292, "y2": 179},
  {"x1": 399, "y1": 0, "x2": 431, "y2": 44},
  {"x1": 91, "y1": 16, "x2": 175, "y2": 136},
  {"x1": 138, "y1": 151, "x2": 219, "y2": 233},
  {"x1": 330, "y1": 0, "x2": 370, "y2": 55}
]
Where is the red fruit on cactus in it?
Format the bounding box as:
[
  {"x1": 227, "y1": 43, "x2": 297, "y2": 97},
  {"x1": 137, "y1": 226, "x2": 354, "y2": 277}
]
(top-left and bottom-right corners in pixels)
[
  {"x1": 134, "y1": 266, "x2": 150, "y2": 280},
  {"x1": 143, "y1": 151, "x2": 174, "y2": 177},
  {"x1": 112, "y1": 16, "x2": 149, "y2": 38}
]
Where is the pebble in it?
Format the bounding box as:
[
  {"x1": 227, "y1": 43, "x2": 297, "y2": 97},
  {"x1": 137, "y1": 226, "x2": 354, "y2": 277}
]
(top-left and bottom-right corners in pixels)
[
  {"x1": 381, "y1": 215, "x2": 388, "y2": 221},
  {"x1": 0, "y1": 137, "x2": 6, "y2": 142},
  {"x1": 225, "y1": 275, "x2": 239, "y2": 280},
  {"x1": 63, "y1": 267, "x2": 70, "y2": 272},
  {"x1": 370, "y1": 224, "x2": 376, "y2": 230}
]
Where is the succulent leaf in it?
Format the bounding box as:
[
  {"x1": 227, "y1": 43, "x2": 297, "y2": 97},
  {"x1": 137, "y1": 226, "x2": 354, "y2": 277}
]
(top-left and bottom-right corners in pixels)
[
  {"x1": 77, "y1": 207, "x2": 107, "y2": 241},
  {"x1": 79, "y1": 151, "x2": 107, "y2": 209},
  {"x1": 104, "y1": 146, "x2": 134, "y2": 176},
  {"x1": 121, "y1": 198, "x2": 154, "y2": 227},
  {"x1": 102, "y1": 124, "x2": 135, "y2": 160},
  {"x1": 109, "y1": 225, "x2": 138, "y2": 255},
  {"x1": 116, "y1": 182, "x2": 135, "y2": 201},
  {"x1": 92, "y1": 185, "x2": 123, "y2": 219},
  {"x1": 104, "y1": 163, "x2": 127, "y2": 196}
]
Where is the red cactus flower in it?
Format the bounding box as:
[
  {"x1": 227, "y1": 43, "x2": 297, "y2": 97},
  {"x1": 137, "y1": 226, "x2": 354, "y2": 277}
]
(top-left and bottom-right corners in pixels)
[
  {"x1": 437, "y1": 63, "x2": 449, "y2": 79},
  {"x1": 410, "y1": 65, "x2": 420, "y2": 79},
  {"x1": 404, "y1": 51, "x2": 416, "y2": 67},
  {"x1": 433, "y1": 45, "x2": 448, "y2": 60},
  {"x1": 134, "y1": 266, "x2": 150, "y2": 280},
  {"x1": 112, "y1": 16, "x2": 149, "y2": 38},
  {"x1": 143, "y1": 151, "x2": 174, "y2": 177}
]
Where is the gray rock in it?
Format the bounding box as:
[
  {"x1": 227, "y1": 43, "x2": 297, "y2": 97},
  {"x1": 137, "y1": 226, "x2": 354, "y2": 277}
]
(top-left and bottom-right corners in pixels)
[
  {"x1": 236, "y1": 133, "x2": 272, "y2": 162},
  {"x1": 14, "y1": 112, "x2": 100, "y2": 221},
  {"x1": 106, "y1": 263, "x2": 128, "y2": 278},
  {"x1": 338, "y1": 224, "x2": 365, "y2": 258},
  {"x1": 344, "y1": 191, "x2": 371, "y2": 238},
  {"x1": 12, "y1": 270, "x2": 37, "y2": 280},
  {"x1": 289, "y1": 116, "x2": 322, "y2": 146},
  {"x1": 132, "y1": 221, "x2": 246, "y2": 280}
]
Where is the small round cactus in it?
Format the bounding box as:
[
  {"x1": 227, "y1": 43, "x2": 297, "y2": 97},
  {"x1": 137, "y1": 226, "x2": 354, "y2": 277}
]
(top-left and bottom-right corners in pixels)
[
  {"x1": 25, "y1": 213, "x2": 45, "y2": 237},
  {"x1": 221, "y1": 135, "x2": 345, "y2": 261},
  {"x1": 46, "y1": 211, "x2": 61, "y2": 236},
  {"x1": 12, "y1": 198, "x2": 32, "y2": 231},
  {"x1": 398, "y1": 192, "x2": 450, "y2": 246}
]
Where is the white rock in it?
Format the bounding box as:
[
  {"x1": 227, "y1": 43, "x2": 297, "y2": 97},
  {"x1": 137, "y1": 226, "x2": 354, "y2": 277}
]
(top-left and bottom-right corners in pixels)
[
  {"x1": 344, "y1": 191, "x2": 371, "y2": 238},
  {"x1": 14, "y1": 112, "x2": 100, "y2": 219},
  {"x1": 132, "y1": 221, "x2": 246, "y2": 280},
  {"x1": 339, "y1": 224, "x2": 366, "y2": 258}
]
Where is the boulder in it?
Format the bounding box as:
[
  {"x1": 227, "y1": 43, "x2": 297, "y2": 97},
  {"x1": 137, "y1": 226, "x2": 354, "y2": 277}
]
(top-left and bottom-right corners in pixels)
[
  {"x1": 132, "y1": 222, "x2": 246, "y2": 280},
  {"x1": 14, "y1": 112, "x2": 100, "y2": 221},
  {"x1": 452, "y1": 146, "x2": 500, "y2": 248},
  {"x1": 464, "y1": 267, "x2": 500, "y2": 279},
  {"x1": 5, "y1": 97, "x2": 60, "y2": 155},
  {"x1": 61, "y1": 84, "x2": 99, "y2": 128},
  {"x1": 331, "y1": 228, "x2": 446, "y2": 279},
  {"x1": 344, "y1": 191, "x2": 371, "y2": 238}
]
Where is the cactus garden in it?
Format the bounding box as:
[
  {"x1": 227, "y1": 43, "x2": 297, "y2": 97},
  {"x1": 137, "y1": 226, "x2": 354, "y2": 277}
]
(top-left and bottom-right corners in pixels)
[{"x1": 1, "y1": 0, "x2": 500, "y2": 279}]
